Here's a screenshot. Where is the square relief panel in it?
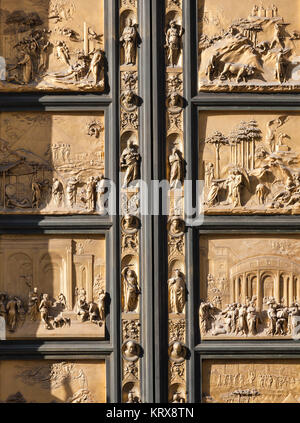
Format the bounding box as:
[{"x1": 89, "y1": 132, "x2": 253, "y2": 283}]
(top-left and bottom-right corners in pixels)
[
  {"x1": 0, "y1": 0, "x2": 106, "y2": 92},
  {"x1": 0, "y1": 235, "x2": 106, "y2": 339},
  {"x1": 202, "y1": 359, "x2": 300, "y2": 403},
  {"x1": 200, "y1": 111, "x2": 300, "y2": 215},
  {"x1": 0, "y1": 360, "x2": 106, "y2": 403},
  {"x1": 200, "y1": 235, "x2": 300, "y2": 340},
  {"x1": 198, "y1": 0, "x2": 300, "y2": 92},
  {"x1": 0, "y1": 111, "x2": 105, "y2": 215}
]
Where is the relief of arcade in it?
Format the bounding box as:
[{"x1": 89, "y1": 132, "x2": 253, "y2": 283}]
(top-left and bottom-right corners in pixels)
[
  {"x1": 0, "y1": 235, "x2": 106, "y2": 339},
  {"x1": 199, "y1": 236, "x2": 300, "y2": 339}
]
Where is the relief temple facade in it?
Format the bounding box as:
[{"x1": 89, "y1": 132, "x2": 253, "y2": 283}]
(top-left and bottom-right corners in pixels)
[{"x1": 1, "y1": 0, "x2": 300, "y2": 405}]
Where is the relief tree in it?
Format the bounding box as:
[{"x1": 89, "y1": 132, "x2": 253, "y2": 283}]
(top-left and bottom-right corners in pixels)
[
  {"x1": 205, "y1": 131, "x2": 229, "y2": 179},
  {"x1": 246, "y1": 119, "x2": 262, "y2": 170}
]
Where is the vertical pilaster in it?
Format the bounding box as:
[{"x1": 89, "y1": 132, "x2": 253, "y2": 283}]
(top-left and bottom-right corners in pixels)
[
  {"x1": 119, "y1": 0, "x2": 142, "y2": 404},
  {"x1": 164, "y1": 0, "x2": 187, "y2": 404}
]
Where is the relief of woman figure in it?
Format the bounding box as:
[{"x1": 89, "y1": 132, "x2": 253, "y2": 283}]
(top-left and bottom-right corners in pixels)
[
  {"x1": 122, "y1": 266, "x2": 140, "y2": 313},
  {"x1": 27, "y1": 287, "x2": 39, "y2": 321},
  {"x1": 168, "y1": 269, "x2": 186, "y2": 314}
]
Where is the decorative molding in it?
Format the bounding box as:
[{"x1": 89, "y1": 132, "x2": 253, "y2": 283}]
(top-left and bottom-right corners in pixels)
[
  {"x1": 120, "y1": 0, "x2": 141, "y2": 404},
  {"x1": 165, "y1": 0, "x2": 187, "y2": 403}
]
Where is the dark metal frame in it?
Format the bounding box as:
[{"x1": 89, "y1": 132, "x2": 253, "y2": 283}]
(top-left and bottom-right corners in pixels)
[{"x1": 180, "y1": 0, "x2": 300, "y2": 405}]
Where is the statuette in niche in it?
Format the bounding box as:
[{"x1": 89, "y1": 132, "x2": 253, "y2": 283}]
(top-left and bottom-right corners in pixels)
[
  {"x1": 121, "y1": 90, "x2": 138, "y2": 112},
  {"x1": 120, "y1": 141, "x2": 141, "y2": 188},
  {"x1": 168, "y1": 270, "x2": 186, "y2": 314},
  {"x1": 169, "y1": 147, "x2": 185, "y2": 189},
  {"x1": 122, "y1": 340, "x2": 140, "y2": 362},
  {"x1": 122, "y1": 267, "x2": 140, "y2": 313},
  {"x1": 165, "y1": 20, "x2": 183, "y2": 67},
  {"x1": 169, "y1": 341, "x2": 186, "y2": 363},
  {"x1": 121, "y1": 215, "x2": 140, "y2": 234},
  {"x1": 167, "y1": 92, "x2": 183, "y2": 114},
  {"x1": 120, "y1": 18, "x2": 138, "y2": 66}
]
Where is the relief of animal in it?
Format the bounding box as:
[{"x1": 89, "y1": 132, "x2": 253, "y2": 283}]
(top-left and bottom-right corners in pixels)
[{"x1": 219, "y1": 63, "x2": 255, "y2": 83}]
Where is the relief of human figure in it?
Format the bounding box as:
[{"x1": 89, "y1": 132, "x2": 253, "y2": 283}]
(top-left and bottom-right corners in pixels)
[
  {"x1": 120, "y1": 18, "x2": 138, "y2": 65},
  {"x1": 169, "y1": 147, "x2": 185, "y2": 189},
  {"x1": 87, "y1": 49, "x2": 103, "y2": 85},
  {"x1": 205, "y1": 162, "x2": 215, "y2": 188},
  {"x1": 165, "y1": 20, "x2": 183, "y2": 67},
  {"x1": 76, "y1": 288, "x2": 89, "y2": 322},
  {"x1": 275, "y1": 51, "x2": 288, "y2": 83},
  {"x1": 0, "y1": 293, "x2": 6, "y2": 318},
  {"x1": 55, "y1": 41, "x2": 70, "y2": 66},
  {"x1": 270, "y1": 23, "x2": 284, "y2": 49},
  {"x1": 120, "y1": 140, "x2": 141, "y2": 188},
  {"x1": 96, "y1": 174, "x2": 107, "y2": 214},
  {"x1": 246, "y1": 300, "x2": 258, "y2": 336},
  {"x1": 17, "y1": 50, "x2": 34, "y2": 84},
  {"x1": 27, "y1": 287, "x2": 39, "y2": 321},
  {"x1": 86, "y1": 176, "x2": 97, "y2": 211},
  {"x1": 207, "y1": 181, "x2": 221, "y2": 207},
  {"x1": 168, "y1": 269, "x2": 186, "y2": 314},
  {"x1": 32, "y1": 181, "x2": 42, "y2": 209},
  {"x1": 6, "y1": 297, "x2": 18, "y2": 332},
  {"x1": 52, "y1": 178, "x2": 63, "y2": 207},
  {"x1": 39, "y1": 293, "x2": 52, "y2": 330},
  {"x1": 199, "y1": 300, "x2": 215, "y2": 333},
  {"x1": 122, "y1": 266, "x2": 140, "y2": 313},
  {"x1": 67, "y1": 176, "x2": 79, "y2": 207},
  {"x1": 39, "y1": 40, "x2": 50, "y2": 73},
  {"x1": 98, "y1": 290, "x2": 106, "y2": 321},
  {"x1": 226, "y1": 169, "x2": 243, "y2": 208}
]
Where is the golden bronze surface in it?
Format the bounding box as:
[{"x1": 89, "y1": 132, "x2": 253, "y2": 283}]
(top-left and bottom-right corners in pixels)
[
  {"x1": 0, "y1": 111, "x2": 105, "y2": 214},
  {"x1": 200, "y1": 235, "x2": 300, "y2": 339},
  {"x1": 200, "y1": 111, "x2": 300, "y2": 215},
  {"x1": 0, "y1": 360, "x2": 106, "y2": 403},
  {"x1": 198, "y1": 0, "x2": 300, "y2": 92},
  {"x1": 0, "y1": 234, "x2": 106, "y2": 339},
  {"x1": 203, "y1": 359, "x2": 300, "y2": 403},
  {"x1": 0, "y1": 0, "x2": 105, "y2": 92}
]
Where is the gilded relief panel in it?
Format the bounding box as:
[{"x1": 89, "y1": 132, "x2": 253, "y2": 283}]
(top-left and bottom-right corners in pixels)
[
  {"x1": 202, "y1": 360, "x2": 300, "y2": 403},
  {"x1": 200, "y1": 112, "x2": 300, "y2": 215},
  {"x1": 200, "y1": 235, "x2": 300, "y2": 339},
  {"x1": 0, "y1": 360, "x2": 106, "y2": 403},
  {"x1": 198, "y1": 0, "x2": 300, "y2": 92},
  {"x1": 0, "y1": 235, "x2": 106, "y2": 339},
  {"x1": 0, "y1": 0, "x2": 106, "y2": 92},
  {"x1": 0, "y1": 111, "x2": 105, "y2": 214}
]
